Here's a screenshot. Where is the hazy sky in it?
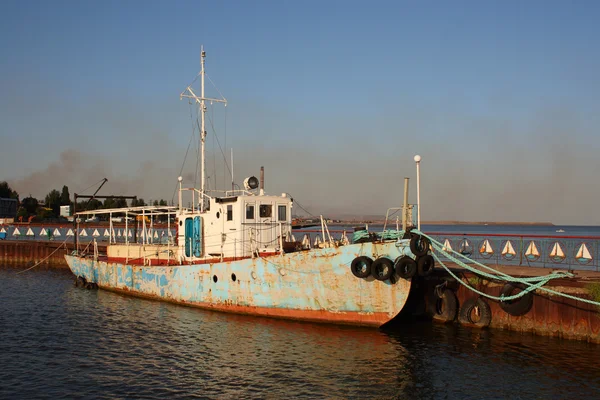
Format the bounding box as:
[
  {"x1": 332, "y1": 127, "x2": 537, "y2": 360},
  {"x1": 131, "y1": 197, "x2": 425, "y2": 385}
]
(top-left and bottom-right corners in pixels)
[{"x1": 1, "y1": 1, "x2": 599, "y2": 224}]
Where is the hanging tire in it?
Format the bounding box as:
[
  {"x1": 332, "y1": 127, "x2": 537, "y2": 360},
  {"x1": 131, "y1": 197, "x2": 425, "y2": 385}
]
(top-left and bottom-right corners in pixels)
[
  {"x1": 459, "y1": 297, "x2": 492, "y2": 328},
  {"x1": 351, "y1": 256, "x2": 373, "y2": 278},
  {"x1": 395, "y1": 256, "x2": 417, "y2": 279},
  {"x1": 428, "y1": 288, "x2": 458, "y2": 323},
  {"x1": 417, "y1": 255, "x2": 435, "y2": 277},
  {"x1": 371, "y1": 258, "x2": 394, "y2": 281},
  {"x1": 410, "y1": 234, "x2": 430, "y2": 257},
  {"x1": 499, "y1": 283, "x2": 534, "y2": 316}
]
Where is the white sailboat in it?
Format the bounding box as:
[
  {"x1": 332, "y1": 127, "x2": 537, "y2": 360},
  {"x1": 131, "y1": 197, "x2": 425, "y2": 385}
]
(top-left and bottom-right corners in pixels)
[
  {"x1": 525, "y1": 241, "x2": 540, "y2": 261},
  {"x1": 442, "y1": 239, "x2": 453, "y2": 252},
  {"x1": 549, "y1": 242, "x2": 565, "y2": 262},
  {"x1": 479, "y1": 239, "x2": 494, "y2": 256},
  {"x1": 575, "y1": 243, "x2": 592, "y2": 263},
  {"x1": 501, "y1": 240, "x2": 516, "y2": 259}
]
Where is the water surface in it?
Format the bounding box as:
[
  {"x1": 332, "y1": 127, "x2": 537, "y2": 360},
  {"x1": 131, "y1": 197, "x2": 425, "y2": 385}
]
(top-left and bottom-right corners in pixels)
[{"x1": 1, "y1": 266, "x2": 599, "y2": 399}]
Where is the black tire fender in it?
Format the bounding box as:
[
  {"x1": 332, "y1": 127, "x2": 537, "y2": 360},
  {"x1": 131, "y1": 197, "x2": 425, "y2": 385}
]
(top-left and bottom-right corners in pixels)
[
  {"x1": 410, "y1": 234, "x2": 430, "y2": 257},
  {"x1": 459, "y1": 297, "x2": 492, "y2": 328},
  {"x1": 75, "y1": 276, "x2": 86, "y2": 288},
  {"x1": 351, "y1": 256, "x2": 373, "y2": 278},
  {"x1": 371, "y1": 258, "x2": 394, "y2": 281},
  {"x1": 499, "y1": 283, "x2": 534, "y2": 316},
  {"x1": 417, "y1": 255, "x2": 435, "y2": 277},
  {"x1": 395, "y1": 256, "x2": 417, "y2": 279},
  {"x1": 428, "y1": 288, "x2": 458, "y2": 323}
]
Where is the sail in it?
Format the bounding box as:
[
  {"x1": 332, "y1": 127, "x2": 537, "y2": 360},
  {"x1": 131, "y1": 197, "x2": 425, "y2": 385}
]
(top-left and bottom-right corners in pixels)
[
  {"x1": 314, "y1": 236, "x2": 322, "y2": 247},
  {"x1": 442, "y1": 239, "x2": 453, "y2": 252},
  {"x1": 549, "y1": 242, "x2": 565, "y2": 258},
  {"x1": 576, "y1": 244, "x2": 592, "y2": 260},
  {"x1": 459, "y1": 239, "x2": 472, "y2": 255},
  {"x1": 479, "y1": 239, "x2": 493, "y2": 255},
  {"x1": 302, "y1": 234, "x2": 311, "y2": 249},
  {"x1": 525, "y1": 241, "x2": 540, "y2": 258},
  {"x1": 501, "y1": 241, "x2": 516, "y2": 256}
]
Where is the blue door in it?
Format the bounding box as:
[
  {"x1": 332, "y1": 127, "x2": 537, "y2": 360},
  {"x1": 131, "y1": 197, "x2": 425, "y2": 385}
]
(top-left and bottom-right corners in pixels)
[
  {"x1": 193, "y1": 216, "x2": 202, "y2": 257},
  {"x1": 185, "y1": 218, "x2": 193, "y2": 257}
]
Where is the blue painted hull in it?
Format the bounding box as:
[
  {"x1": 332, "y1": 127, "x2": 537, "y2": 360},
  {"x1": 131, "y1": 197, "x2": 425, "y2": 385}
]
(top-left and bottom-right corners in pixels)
[{"x1": 65, "y1": 241, "x2": 413, "y2": 326}]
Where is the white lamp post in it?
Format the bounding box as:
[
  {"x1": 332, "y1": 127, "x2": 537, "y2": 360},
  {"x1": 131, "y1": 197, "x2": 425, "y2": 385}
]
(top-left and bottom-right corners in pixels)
[{"x1": 414, "y1": 155, "x2": 421, "y2": 231}]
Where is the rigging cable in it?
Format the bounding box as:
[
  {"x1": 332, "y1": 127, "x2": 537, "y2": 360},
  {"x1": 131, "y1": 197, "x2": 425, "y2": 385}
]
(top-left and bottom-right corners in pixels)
[
  {"x1": 171, "y1": 102, "x2": 198, "y2": 204},
  {"x1": 206, "y1": 112, "x2": 232, "y2": 179},
  {"x1": 291, "y1": 198, "x2": 316, "y2": 218}
]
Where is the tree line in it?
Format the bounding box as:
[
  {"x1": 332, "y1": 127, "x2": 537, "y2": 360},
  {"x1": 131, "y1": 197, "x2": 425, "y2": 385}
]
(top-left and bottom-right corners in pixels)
[{"x1": 1, "y1": 181, "x2": 170, "y2": 222}]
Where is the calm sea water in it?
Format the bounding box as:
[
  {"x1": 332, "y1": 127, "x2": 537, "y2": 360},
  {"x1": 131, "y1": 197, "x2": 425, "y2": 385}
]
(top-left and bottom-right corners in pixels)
[{"x1": 1, "y1": 266, "x2": 599, "y2": 399}]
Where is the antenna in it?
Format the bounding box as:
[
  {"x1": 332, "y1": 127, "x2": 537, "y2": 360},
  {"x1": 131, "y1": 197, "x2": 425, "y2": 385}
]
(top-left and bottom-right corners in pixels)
[
  {"x1": 231, "y1": 148, "x2": 234, "y2": 191},
  {"x1": 414, "y1": 155, "x2": 422, "y2": 230}
]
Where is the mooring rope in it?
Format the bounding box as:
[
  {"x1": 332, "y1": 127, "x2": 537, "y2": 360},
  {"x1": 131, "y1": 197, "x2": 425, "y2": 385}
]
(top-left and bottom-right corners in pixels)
[
  {"x1": 411, "y1": 230, "x2": 600, "y2": 307},
  {"x1": 16, "y1": 238, "x2": 70, "y2": 275}
]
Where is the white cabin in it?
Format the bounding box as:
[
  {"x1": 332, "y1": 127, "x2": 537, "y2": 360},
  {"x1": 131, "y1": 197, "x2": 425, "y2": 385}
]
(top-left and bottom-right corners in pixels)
[{"x1": 176, "y1": 192, "x2": 293, "y2": 262}]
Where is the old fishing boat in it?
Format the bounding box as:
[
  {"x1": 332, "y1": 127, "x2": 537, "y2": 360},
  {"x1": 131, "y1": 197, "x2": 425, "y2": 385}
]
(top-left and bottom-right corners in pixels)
[{"x1": 65, "y1": 49, "x2": 432, "y2": 327}]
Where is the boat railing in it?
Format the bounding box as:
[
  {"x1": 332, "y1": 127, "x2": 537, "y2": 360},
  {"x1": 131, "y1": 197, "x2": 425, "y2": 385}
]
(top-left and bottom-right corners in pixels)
[{"x1": 382, "y1": 205, "x2": 416, "y2": 234}]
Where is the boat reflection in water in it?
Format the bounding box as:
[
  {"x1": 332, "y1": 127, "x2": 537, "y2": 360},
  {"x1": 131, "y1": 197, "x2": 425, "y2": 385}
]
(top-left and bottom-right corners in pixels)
[{"x1": 2, "y1": 267, "x2": 600, "y2": 399}]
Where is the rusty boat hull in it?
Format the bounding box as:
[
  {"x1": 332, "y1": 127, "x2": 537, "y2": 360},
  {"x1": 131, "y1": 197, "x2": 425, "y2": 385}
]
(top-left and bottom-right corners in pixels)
[{"x1": 65, "y1": 241, "x2": 412, "y2": 327}]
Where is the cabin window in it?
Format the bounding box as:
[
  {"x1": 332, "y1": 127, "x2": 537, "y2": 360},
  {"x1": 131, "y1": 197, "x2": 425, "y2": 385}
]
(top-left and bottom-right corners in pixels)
[
  {"x1": 246, "y1": 204, "x2": 255, "y2": 219},
  {"x1": 227, "y1": 205, "x2": 233, "y2": 221},
  {"x1": 278, "y1": 205, "x2": 287, "y2": 221},
  {"x1": 259, "y1": 204, "x2": 272, "y2": 218}
]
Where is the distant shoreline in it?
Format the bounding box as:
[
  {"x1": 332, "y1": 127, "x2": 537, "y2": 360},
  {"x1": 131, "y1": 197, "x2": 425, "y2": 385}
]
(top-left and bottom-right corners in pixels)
[
  {"x1": 420, "y1": 221, "x2": 555, "y2": 226},
  {"x1": 332, "y1": 220, "x2": 555, "y2": 226}
]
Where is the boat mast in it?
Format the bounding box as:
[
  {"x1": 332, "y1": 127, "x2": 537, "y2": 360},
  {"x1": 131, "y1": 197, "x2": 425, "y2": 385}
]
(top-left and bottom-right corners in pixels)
[
  {"x1": 200, "y1": 47, "x2": 206, "y2": 211},
  {"x1": 180, "y1": 46, "x2": 227, "y2": 212}
]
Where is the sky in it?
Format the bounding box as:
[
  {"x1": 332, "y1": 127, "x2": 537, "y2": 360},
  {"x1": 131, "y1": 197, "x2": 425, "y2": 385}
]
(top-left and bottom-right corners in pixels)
[{"x1": 1, "y1": 0, "x2": 599, "y2": 224}]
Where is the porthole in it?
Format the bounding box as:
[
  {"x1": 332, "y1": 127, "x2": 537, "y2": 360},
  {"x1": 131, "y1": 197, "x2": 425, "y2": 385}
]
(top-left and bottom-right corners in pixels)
[
  {"x1": 231, "y1": 273, "x2": 237, "y2": 282},
  {"x1": 216, "y1": 211, "x2": 220, "y2": 219},
  {"x1": 179, "y1": 220, "x2": 183, "y2": 226},
  {"x1": 213, "y1": 275, "x2": 218, "y2": 283}
]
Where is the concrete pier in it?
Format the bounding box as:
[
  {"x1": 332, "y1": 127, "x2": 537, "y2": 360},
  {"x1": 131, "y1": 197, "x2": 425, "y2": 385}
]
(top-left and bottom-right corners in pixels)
[
  {"x1": 423, "y1": 264, "x2": 600, "y2": 343},
  {"x1": 0, "y1": 240, "x2": 106, "y2": 268}
]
